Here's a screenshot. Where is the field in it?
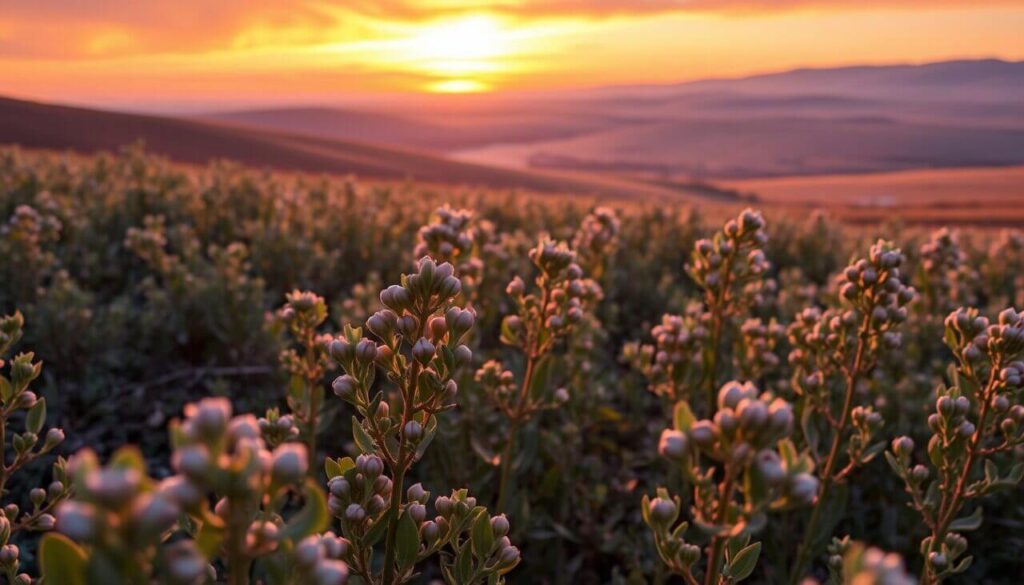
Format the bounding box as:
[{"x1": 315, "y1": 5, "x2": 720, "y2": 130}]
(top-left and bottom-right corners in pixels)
[{"x1": 0, "y1": 145, "x2": 1021, "y2": 584}]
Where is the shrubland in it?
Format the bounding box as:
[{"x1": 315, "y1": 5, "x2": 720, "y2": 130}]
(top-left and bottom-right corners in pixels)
[{"x1": 0, "y1": 145, "x2": 1022, "y2": 583}]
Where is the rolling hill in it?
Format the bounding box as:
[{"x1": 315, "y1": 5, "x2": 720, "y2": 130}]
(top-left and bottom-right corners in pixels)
[
  {"x1": 203, "y1": 59, "x2": 1024, "y2": 180},
  {"x1": 0, "y1": 96, "x2": 728, "y2": 202}
]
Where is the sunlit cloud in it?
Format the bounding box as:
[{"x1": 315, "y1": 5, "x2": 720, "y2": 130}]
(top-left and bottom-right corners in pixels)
[{"x1": 0, "y1": 0, "x2": 1022, "y2": 105}]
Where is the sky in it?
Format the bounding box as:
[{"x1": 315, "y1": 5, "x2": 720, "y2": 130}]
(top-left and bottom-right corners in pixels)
[{"x1": 1, "y1": 1, "x2": 1023, "y2": 111}]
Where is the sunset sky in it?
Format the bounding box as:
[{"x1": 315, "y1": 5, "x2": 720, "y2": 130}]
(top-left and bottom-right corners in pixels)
[{"x1": 2, "y1": 1, "x2": 1023, "y2": 111}]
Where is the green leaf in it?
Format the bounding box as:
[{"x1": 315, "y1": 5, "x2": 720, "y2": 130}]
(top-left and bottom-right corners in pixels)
[
  {"x1": 801, "y1": 403, "x2": 820, "y2": 457},
  {"x1": 325, "y1": 456, "x2": 354, "y2": 480},
  {"x1": 951, "y1": 555, "x2": 973, "y2": 574},
  {"x1": 0, "y1": 378, "x2": 12, "y2": 403},
  {"x1": 281, "y1": 479, "x2": 330, "y2": 541},
  {"x1": 195, "y1": 513, "x2": 226, "y2": 557},
  {"x1": 413, "y1": 416, "x2": 439, "y2": 462},
  {"x1": 364, "y1": 508, "x2": 392, "y2": 546},
  {"x1": 39, "y1": 533, "x2": 87, "y2": 585},
  {"x1": 725, "y1": 541, "x2": 761, "y2": 582},
  {"x1": 396, "y1": 511, "x2": 420, "y2": 569},
  {"x1": 527, "y1": 356, "x2": 553, "y2": 402},
  {"x1": 948, "y1": 507, "x2": 983, "y2": 532},
  {"x1": 471, "y1": 509, "x2": 495, "y2": 558},
  {"x1": 455, "y1": 541, "x2": 474, "y2": 583},
  {"x1": 26, "y1": 397, "x2": 46, "y2": 434},
  {"x1": 673, "y1": 401, "x2": 695, "y2": 432},
  {"x1": 351, "y1": 417, "x2": 376, "y2": 454}
]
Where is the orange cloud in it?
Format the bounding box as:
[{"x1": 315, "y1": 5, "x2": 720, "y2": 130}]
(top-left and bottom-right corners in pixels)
[{"x1": 2, "y1": 0, "x2": 1019, "y2": 59}]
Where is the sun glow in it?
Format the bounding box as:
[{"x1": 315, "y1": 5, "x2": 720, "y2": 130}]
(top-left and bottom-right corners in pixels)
[{"x1": 401, "y1": 15, "x2": 510, "y2": 92}]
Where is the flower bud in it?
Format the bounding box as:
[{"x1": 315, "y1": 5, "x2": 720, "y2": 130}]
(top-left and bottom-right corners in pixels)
[
  {"x1": 421, "y1": 520, "x2": 440, "y2": 544},
  {"x1": 332, "y1": 375, "x2": 357, "y2": 399},
  {"x1": 658, "y1": 429, "x2": 689, "y2": 460},
  {"x1": 892, "y1": 436, "x2": 914, "y2": 458},
  {"x1": 648, "y1": 497, "x2": 677, "y2": 527},
  {"x1": 412, "y1": 338, "x2": 435, "y2": 365},
  {"x1": 313, "y1": 560, "x2": 349, "y2": 585},
  {"x1": 689, "y1": 421, "x2": 716, "y2": 448},
  {"x1": 434, "y1": 496, "x2": 452, "y2": 517},
  {"x1": 56, "y1": 501, "x2": 97, "y2": 542},
  {"x1": 344, "y1": 504, "x2": 366, "y2": 523},
  {"x1": 454, "y1": 340, "x2": 476, "y2": 367},
  {"x1": 355, "y1": 339, "x2": 378, "y2": 363},
  {"x1": 271, "y1": 443, "x2": 309, "y2": 486},
  {"x1": 491, "y1": 514, "x2": 510, "y2": 538},
  {"x1": 790, "y1": 473, "x2": 819, "y2": 505},
  {"x1": 404, "y1": 420, "x2": 423, "y2": 441}
]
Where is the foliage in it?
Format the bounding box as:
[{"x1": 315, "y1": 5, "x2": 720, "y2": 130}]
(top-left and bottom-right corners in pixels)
[{"x1": 1, "y1": 146, "x2": 1024, "y2": 583}]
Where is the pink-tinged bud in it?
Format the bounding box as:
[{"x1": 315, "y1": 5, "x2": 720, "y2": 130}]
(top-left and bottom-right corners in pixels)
[
  {"x1": 366, "y1": 495, "x2": 386, "y2": 515},
  {"x1": 35, "y1": 513, "x2": 55, "y2": 531},
  {"x1": 356, "y1": 454, "x2": 384, "y2": 478},
  {"x1": 407, "y1": 483, "x2": 427, "y2": 503},
  {"x1": 658, "y1": 429, "x2": 689, "y2": 460},
  {"x1": 132, "y1": 493, "x2": 179, "y2": 538},
  {"x1": 738, "y1": 399, "x2": 768, "y2": 432},
  {"x1": 689, "y1": 421, "x2": 716, "y2": 448},
  {"x1": 429, "y1": 316, "x2": 448, "y2": 339},
  {"x1": 355, "y1": 339, "x2": 378, "y2": 362},
  {"x1": 412, "y1": 338, "x2": 435, "y2": 365},
  {"x1": 497, "y1": 545, "x2": 521, "y2": 568},
  {"x1": 344, "y1": 504, "x2": 366, "y2": 523},
  {"x1": 408, "y1": 503, "x2": 426, "y2": 523},
  {"x1": 755, "y1": 450, "x2": 786, "y2": 486},
  {"x1": 404, "y1": 420, "x2": 423, "y2": 441},
  {"x1": 491, "y1": 514, "x2": 510, "y2": 538},
  {"x1": 454, "y1": 308, "x2": 476, "y2": 333},
  {"x1": 87, "y1": 468, "x2": 142, "y2": 508},
  {"x1": 56, "y1": 501, "x2": 97, "y2": 542},
  {"x1": 329, "y1": 477, "x2": 351, "y2": 499},
  {"x1": 158, "y1": 477, "x2": 202, "y2": 509},
  {"x1": 506, "y1": 277, "x2": 525, "y2": 297},
  {"x1": 332, "y1": 375, "x2": 357, "y2": 399},
  {"x1": 271, "y1": 443, "x2": 309, "y2": 485},
  {"x1": 228, "y1": 415, "x2": 261, "y2": 442},
  {"x1": 191, "y1": 397, "x2": 231, "y2": 439},
  {"x1": 44, "y1": 428, "x2": 65, "y2": 449},
  {"x1": 174, "y1": 445, "x2": 211, "y2": 479},
  {"x1": 294, "y1": 536, "x2": 324, "y2": 568},
  {"x1": 790, "y1": 473, "x2": 819, "y2": 505},
  {"x1": 648, "y1": 497, "x2": 677, "y2": 527},
  {"x1": 434, "y1": 496, "x2": 453, "y2": 517},
  {"x1": 421, "y1": 520, "x2": 440, "y2": 544},
  {"x1": 329, "y1": 339, "x2": 355, "y2": 363},
  {"x1": 313, "y1": 560, "x2": 349, "y2": 585},
  {"x1": 454, "y1": 344, "x2": 473, "y2": 367},
  {"x1": 892, "y1": 436, "x2": 914, "y2": 458}
]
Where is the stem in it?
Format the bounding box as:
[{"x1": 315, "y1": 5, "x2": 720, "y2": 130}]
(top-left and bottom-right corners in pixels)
[
  {"x1": 705, "y1": 252, "x2": 737, "y2": 415},
  {"x1": 304, "y1": 330, "x2": 320, "y2": 464},
  {"x1": 788, "y1": 314, "x2": 871, "y2": 585},
  {"x1": 496, "y1": 282, "x2": 551, "y2": 513},
  {"x1": 380, "y1": 459, "x2": 408, "y2": 585},
  {"x1": 920, "y1": 366, "x2": 999, "y2": 585},
  {"x1": 0, "y1": 413, "x2": 7, "y2": 496},
  {"x1": 704, "y1": 466, "x2": 738, "y2": 585},
  {"x1": 227, "y1": 500, "x2": 254, "y2": 585},
  {"x1": 382, "y1": 316, "x2": 427, "y2": 585},
  {"x1": 497, "y1": 353, "x2": 538, "y2": 513}
]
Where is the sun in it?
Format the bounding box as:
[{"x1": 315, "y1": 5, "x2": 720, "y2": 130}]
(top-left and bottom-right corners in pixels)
[{"x1": 404, "y1": 15, "x2": 509, "y2": 93}]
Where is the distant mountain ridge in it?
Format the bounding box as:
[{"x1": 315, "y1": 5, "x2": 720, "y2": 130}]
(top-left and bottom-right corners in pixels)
[{"x1": 197, "y1": 59, "x2": 1024, "y2": 179}]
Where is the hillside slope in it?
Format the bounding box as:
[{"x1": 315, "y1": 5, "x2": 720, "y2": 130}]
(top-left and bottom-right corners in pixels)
[{"x1": 0, "y1": 96, "x2": 719, "y2": 201}]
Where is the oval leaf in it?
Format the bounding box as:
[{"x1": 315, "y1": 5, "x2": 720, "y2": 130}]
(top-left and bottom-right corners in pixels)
[{"x1": 40, "y1": 533, "x2": 87, "y2": 585}]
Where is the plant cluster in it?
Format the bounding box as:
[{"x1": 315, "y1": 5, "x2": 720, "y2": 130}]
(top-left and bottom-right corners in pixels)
[{"x1": 1, "y1": 147, "x2": 1024, "y2": 583}]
